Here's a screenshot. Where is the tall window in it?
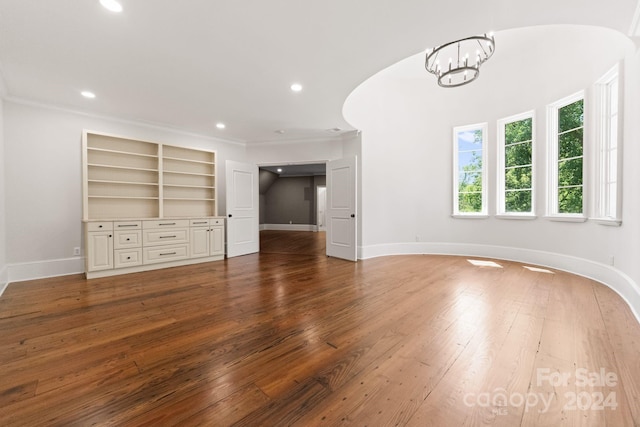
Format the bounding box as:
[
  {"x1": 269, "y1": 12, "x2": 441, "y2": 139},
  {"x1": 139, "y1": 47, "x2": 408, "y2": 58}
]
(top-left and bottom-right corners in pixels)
[
  {"x1": 548, "y1": 92, "x2": 585, "y2": 216},
  {"x1": 453, "y1": 123, "x2": 488, "y2": 216},
  {"x1": 497, "y1": 112, "x2": 534, "y2": 215},
  {"x1": 595, "y1": 65, "x2": 621, "y2": 223}
]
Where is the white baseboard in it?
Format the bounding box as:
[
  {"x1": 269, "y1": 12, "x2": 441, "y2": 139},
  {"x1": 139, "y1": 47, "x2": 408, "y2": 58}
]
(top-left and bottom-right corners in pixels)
[
  {"x1": 0, "y1": 265, "x2": 8, "y2": 297},
  {"x1": 7, "y1": 257, "x2": 85, "y2": 284},
  {"x1": 359, "y1": 242, "x2": 640, "y2": 324},
  {"x1": 260, "y1": 224, "x2": 317, "y2": 232}
]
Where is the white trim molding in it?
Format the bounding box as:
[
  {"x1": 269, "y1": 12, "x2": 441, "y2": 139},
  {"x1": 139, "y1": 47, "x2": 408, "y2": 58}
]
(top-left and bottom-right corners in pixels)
[
  {"x1": 0, "y1": 266, "x2": 8, "y2": 297},
  {"x1": 359, "y1": 242, "x2": 640, "y2": 324},
  {"x1": 260, "y1": 223, "x2": 317, "y2": 232},
  {"x1": 7, "y1": 257, "x2": 85, "y2": 284}
]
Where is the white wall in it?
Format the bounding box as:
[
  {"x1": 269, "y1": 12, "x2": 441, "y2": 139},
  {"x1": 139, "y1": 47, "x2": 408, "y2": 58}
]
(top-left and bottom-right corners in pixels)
[
  {"x1": 3, "y1": 100, "x2": 245, "y2": 282},
  {"x1": 245, "y1": 137, "x2": 345, "y2": 166},
  {"x1": 0, "y1": 98, "x2": 7, "y2": 293},
  {"x1": 344, "y1": 26, "x2": 640, "y2": 318}
]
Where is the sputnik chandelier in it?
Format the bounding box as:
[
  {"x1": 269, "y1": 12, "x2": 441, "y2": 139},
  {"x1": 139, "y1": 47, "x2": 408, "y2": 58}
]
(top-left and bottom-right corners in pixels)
[{"x1": 425, "y1": 33, "x2": 495, "y2": 88}]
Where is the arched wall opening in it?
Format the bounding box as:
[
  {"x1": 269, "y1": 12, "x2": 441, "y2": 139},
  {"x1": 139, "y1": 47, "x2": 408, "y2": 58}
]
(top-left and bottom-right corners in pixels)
[{"x1": 343, "y1": 25, "x2": 640, "y2": 320}]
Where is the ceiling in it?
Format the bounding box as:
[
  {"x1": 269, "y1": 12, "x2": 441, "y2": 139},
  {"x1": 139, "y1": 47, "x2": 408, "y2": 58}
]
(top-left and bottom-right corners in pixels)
[{"x1": 0, "y1": 0, "x2": 638, "y2": 144}]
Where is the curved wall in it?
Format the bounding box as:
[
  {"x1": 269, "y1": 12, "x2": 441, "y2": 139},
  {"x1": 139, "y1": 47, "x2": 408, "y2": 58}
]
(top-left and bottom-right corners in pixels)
[{"x1": 343, "y1": 26, "x2": 640, "y2": 320}]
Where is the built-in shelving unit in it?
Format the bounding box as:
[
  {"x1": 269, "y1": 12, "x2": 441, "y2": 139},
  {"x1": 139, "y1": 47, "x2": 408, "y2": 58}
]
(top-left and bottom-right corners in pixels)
[
  {"x1": 162, "y1": 145, "x2": 216, "y2": 218},
  {"x1": 82, "y1": 130, "x2": 223, "y2": 279},
  {"x1": 82, "y1": 131, "x2": 217, "y2": 220}
]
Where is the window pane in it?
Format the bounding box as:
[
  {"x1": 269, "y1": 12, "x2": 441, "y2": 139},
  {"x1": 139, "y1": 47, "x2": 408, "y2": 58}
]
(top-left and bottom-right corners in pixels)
[
  {"x1": 457, "y1": 129, "x2": 482, "y2": 151},
  {"x1": 558, "y1": 187, "x2": 583, "y2": 214},
  {"x1": 458, "y1": 192, "x2": 482, "y2": 213},
  {"x1": 505, "y1": 166, "x2": 532, "y2": 190},
  {"x1": 558, "y1": 100, "x2": 584, "y2": 133},
  {"x1": 458, "y1": 150, "x2": 483, "y2": 171},
  {"x1": 505, "y1": 142, "x2": 532, "y2": 167},
  {"x1": 505, "y1": 118, "x2": 532, "y2": 145},
  {"x1": 558, "y1": 129, "x2": 583, "y2": 159},
  {"x1": 505, "y1": 190, "x2": 532, "y2": 212},
  {"x1": 558, "y1": 158, "x2": 583, "y2": 186},
  {"x1": 459, "y1": 172, "x2": 482, "y2": 191}
]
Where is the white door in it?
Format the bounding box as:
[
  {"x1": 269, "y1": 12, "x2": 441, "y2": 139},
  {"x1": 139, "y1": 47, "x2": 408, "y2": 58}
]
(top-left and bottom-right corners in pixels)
[
  {"x1": 326, "y1": 157, "x2": 357, "y2": 261},
  {"x1": 226, "y1": 160, "x2": 259, "y2": 257}
]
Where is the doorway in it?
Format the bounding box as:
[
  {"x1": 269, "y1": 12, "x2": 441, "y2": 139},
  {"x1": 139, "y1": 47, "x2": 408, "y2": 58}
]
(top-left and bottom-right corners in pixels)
[{"x1": 317, "y1": 186, "x2": 326, "y2": 231}]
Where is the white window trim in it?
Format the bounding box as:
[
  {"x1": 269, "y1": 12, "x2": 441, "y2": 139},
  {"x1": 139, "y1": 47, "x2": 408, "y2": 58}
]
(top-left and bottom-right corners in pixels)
[
  {"x1": 496, "y1": 110, "x2": 535, "y2": 218},
  {"x1": 592, "y1": 64, "x2": 622, "y2": 226},
  {"x1": 452, "y1": 122, "x2": 489, "y2": 217},
  {"x1": 546, "y1": 91, "x2": 587, "y2": 220}
]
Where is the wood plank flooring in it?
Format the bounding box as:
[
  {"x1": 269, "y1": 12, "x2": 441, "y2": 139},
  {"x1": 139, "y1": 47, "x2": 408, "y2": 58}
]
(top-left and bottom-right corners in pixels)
[{"x1": 1, "y1": 230, "x2": 639, "y2": 426}]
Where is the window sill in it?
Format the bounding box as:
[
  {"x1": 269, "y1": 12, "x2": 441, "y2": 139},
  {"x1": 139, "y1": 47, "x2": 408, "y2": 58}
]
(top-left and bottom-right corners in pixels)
[
  {"x1": 495, "y1": 214, "x2": 537, "y2": 220},
  {"x1": 544, "y1": 215, "x2": 588, "y2": 223},
  {"x1": 592, "y1": 218, "x2": 622, "y2": 227},
  {"x1": 451, "y1": 214, "x2": 489, "y2": 219}
]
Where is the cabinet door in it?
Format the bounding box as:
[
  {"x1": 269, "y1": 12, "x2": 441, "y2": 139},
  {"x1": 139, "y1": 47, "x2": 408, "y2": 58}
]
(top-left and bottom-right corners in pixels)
[
  {"x1": 210, "y1": 226, "x2": 225, "y2": 256},
  {"x1": 190, "y1": 227, "x2": 209, "y2": 258},
  {"x1": 87, "y1": 231, "x2": 114, "y2": 271}
]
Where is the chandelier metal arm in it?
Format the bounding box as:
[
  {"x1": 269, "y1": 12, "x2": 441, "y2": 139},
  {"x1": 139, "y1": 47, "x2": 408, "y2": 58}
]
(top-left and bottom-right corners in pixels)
[{"x1": 425, "y1": 33, "x2": 495, "y2": 88}]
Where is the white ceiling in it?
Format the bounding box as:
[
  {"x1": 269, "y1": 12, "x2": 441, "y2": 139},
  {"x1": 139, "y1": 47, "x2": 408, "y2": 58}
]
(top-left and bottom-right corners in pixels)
[{"x1": 0, "y1": 0, "x2": 638, "y2": 143}]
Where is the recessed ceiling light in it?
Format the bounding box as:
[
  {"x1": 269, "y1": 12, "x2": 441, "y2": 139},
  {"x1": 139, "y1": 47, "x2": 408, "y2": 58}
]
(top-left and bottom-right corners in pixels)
[
  {"x1": 290, "y1": 83, "x2": 303, "y2": 92},
  {"x1": 216, "y1": 123, "x2": 226, "y2": 129},
  {"x1": 277, "y1": 168, "x2": 283, "y2": 173},
  {"x1": 99, "y1": 0, "x2": 123, "y2": 13},
  {"x1": 81, "y1": 91, "x2": 96, "y2": 99},
  {"x1": 275, "y1": 129, "x2": 285, "y2": 134}
]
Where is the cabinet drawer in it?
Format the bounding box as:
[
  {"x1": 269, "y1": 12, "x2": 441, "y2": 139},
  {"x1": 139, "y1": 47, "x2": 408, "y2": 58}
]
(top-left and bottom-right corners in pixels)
[
  {"x1": 143, "y1": 219, "x2": 190, "y2": 229},
  {"x1": 143, "y1": 244, "x2": 189, "y2": 264},
  {"x1": 114, "y1": 230, "x2": 142, "y2": 249},
  {"x1": 114, "y1": 248, "x2": 142, "y2": 268},
  {"x1": 114, "y1": 221, "x2": 142, "y2": 229},
  {"x1": 86, "y1": 221, "x2": 113, "y2": 232},
  {"x1": 143, "y1": 228, "x2": 189, "y2": 246},
  {"x1": 210, "y1": 218, "x2": 225, "y2": 226},
  {"x1": 190, "y1": 218, "x2": 210, "y2": 227}
]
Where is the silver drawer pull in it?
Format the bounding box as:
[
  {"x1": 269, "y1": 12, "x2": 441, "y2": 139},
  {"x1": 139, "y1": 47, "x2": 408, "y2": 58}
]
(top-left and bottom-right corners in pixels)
[
  {"x1": 160, "y1": 252, "x2": 177, "y2": 256},
  {"x1": 118, "y1": 224, "x2": 138, "y2": 227},
  {"x1": 193, "y1": 221, "x2": 207, "y2": 224},
  {"x1": 159, "y1": 222, "x2": 176, "y2": 226},
  {"x1": 159, "y1": 235, "x2": 177, "y2": 239}
]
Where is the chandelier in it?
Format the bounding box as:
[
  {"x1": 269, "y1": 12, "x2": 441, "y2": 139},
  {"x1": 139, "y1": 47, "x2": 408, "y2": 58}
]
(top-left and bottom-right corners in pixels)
[{"x1": 425, "y1": 33, "x2": 495, "y2": 88}]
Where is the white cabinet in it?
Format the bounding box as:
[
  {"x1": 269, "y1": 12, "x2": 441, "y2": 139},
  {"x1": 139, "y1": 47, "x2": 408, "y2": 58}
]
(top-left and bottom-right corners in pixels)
[
  {"x1": 210, "y1": 218, "x2": 225, "y2": 256},
  {"x1": 190, "y1": 225, "x2": 210, "y2": 258},
  {"x1": 113, "y1": 221, "x2": 142, "y2": 268},
  {"x1": 84, "y1": 216, "x2": 225, "y2": 278},
  {"x1": 81, "y1": 129, "x2": 224, "y2": 279},
  {"x1": 190, "y1": 218, "x2": 226, "y2": 258},
  {"x1": 86, "y1": 222, "x2": 114, "y2": 272}
]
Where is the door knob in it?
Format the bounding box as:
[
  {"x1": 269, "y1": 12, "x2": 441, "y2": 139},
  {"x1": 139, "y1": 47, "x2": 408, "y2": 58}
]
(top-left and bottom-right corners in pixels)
[
  {"x1": 350, "y1": 214, "x2": 355, "y2": 218},
  {"x1": 228, "y1": 214, "x2": 233, "y2": 217}
]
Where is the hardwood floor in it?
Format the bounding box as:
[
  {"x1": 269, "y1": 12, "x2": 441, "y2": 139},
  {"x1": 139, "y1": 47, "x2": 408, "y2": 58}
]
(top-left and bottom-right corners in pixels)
[{"x1": 1, "y1": 231, "x2": 639, "y2": 426}]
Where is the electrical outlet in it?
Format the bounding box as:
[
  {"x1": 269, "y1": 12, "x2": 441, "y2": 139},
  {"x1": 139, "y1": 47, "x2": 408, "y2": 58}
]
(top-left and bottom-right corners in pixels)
[{"x1": 73, "y1": 247, "x2": 81, "y2": 256}]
